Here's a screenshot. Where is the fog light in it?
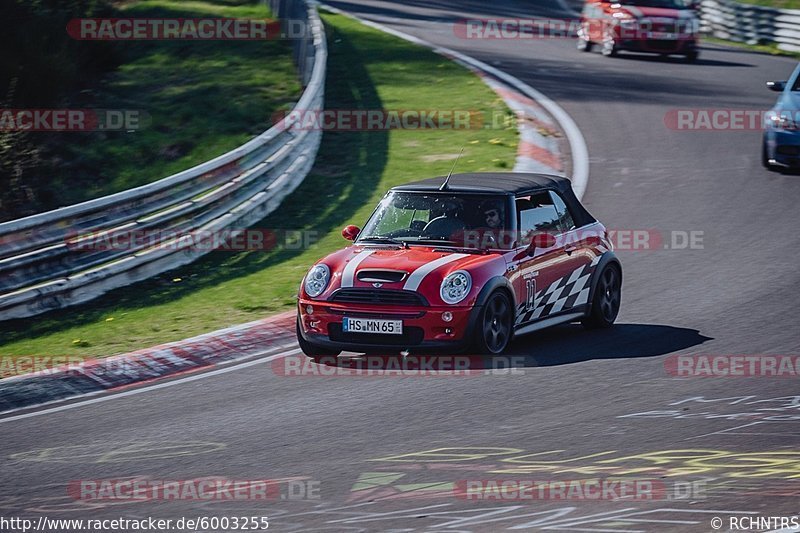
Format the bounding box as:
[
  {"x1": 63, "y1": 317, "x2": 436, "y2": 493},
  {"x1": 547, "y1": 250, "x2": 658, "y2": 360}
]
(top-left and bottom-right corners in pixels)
[
  {"x1": 445, "y1": 328, "x2": 452, "y2": 335},
  {"x1": 306, "y1": 305, "x2": 314, "y2": 315},
  {"x1": 441, "y1": 311, "x2": 453, "y2": 322}
]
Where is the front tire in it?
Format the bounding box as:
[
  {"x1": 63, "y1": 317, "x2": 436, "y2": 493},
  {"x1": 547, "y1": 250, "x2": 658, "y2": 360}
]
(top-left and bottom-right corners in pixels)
[
  {"x1": 602, "y1": 30, "x2": 618, "y2": 57},
  {"x1": 582, "y1": 265, "x2": 621, "y2": 329},
  {"x1": 474, "y1": 291, "x2": 513, "y2": 354},
  {"x1": 297, "y1": 317, "x2": 340, "y2": 360},
  {"x1": 577, "y1": 27, "x2": 593, "y2": 52}
]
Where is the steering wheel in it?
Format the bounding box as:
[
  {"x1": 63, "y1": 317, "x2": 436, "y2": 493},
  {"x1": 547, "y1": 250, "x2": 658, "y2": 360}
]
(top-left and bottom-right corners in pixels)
[{"x1": 422, "y1": 216, "x2": 466, "y2": 239}]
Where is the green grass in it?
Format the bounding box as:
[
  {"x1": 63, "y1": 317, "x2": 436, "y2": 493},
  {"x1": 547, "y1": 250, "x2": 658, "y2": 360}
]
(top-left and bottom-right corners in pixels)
[
  {"x1": 703, "y1": 36, "x2": 800, "y2": 59},
  {"x1": 17, "y1": 0, "x2": 301, "y2": 212},
  {"x1": 0, "y1": 11, "x2": 518, "y2": 358},
  {"x1": 734, "y1": 0, "x2": 800, "y2": 8}
]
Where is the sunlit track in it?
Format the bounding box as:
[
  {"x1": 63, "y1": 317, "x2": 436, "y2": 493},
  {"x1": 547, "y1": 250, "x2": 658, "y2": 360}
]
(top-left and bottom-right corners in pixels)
[{"x1": 2, "y1": 1, "x2": 800, "y2": 532}]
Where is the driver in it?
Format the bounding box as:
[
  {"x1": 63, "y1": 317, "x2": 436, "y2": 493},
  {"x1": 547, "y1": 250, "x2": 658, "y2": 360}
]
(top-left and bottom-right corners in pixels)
[
  {"x1": 480, "y1": 199, "x2": 504, "y2": 230},
  {"x1": 472, "y1": 199, "x2": 506, "y2": 248}
]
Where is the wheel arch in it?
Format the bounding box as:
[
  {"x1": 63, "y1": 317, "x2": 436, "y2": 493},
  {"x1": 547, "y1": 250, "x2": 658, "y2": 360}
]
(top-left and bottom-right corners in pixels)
[
  {"x1": 475, "y1": 276, "x2": 516, "y2": 311},
  {"x1": 587, "y1": 252, "x2": 622, "y2": 313},
  {"x1": 470, "y1": 276, "x2": 516, "y2": 353},
  {"x1": 466, "y1": 276, "x2": 517, "y2": 342}
]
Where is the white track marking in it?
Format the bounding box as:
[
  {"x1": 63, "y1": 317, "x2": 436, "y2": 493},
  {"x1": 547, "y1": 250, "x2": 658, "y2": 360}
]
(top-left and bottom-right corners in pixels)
[{"x1": 0, "y1": 345, "x2": 301, "y2": 424}]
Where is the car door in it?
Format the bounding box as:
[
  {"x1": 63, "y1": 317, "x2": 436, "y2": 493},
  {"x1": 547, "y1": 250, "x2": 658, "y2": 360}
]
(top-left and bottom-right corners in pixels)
[
  {"x1": 509, "y1": 191, "x2": 574, "y2": 327},
  {"x1": 548, "y1": 190, "x2": 597, "y2": 314}
]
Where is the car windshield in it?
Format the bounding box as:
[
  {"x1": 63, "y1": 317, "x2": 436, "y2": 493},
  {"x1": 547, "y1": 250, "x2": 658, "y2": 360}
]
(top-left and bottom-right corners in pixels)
[
  {"x1": 358, "y1": 192, "x2": 513, "y2": 250},
  {"x1": 619, "y1": 0, "x2": 689, "y2": 8}
]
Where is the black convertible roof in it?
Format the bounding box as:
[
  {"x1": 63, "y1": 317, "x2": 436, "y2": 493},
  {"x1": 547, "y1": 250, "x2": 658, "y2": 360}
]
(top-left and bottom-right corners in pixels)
[
  {"x1": 391, "y1": 173, "x2": 596, "y2": 227},
  {"x1": 391, "y1": 173, "x2": 571, "y2": 194}
]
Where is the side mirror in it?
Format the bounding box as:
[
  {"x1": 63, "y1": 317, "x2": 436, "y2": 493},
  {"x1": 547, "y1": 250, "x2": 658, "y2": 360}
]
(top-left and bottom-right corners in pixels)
[
  {"x1": 767, "y1": 81, "x2": 787, "y2": 92},
  {"x1": 342, "y1": 225, "x2": 360, "y2": 241},
  {"x1": 526, "y1": 232, "x2": 557, "y2": 256}
]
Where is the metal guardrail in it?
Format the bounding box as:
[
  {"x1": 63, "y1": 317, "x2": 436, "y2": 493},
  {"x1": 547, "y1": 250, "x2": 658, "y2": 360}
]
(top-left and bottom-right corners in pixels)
[
  {"x1": 0, "y1": 0, "x2": 327, "y2": 321},
  {"x1": 699, "y1": 0, "x2": 800, "y2": 52}
]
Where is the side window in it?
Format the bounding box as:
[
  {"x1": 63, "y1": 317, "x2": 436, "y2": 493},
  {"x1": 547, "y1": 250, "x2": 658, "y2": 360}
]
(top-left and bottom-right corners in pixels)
[
  {"x1": 516, "y1": 192, "x2": 561, "y2": 236},
  {"x1": 549, "y1": 191, "x2": 576, "y2": 233}
]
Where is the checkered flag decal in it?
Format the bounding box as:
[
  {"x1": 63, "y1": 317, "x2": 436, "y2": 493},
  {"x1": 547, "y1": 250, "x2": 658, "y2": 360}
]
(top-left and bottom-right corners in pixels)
[{"x1": 515, "y1": 255, "x2": 602, "y2": 325}]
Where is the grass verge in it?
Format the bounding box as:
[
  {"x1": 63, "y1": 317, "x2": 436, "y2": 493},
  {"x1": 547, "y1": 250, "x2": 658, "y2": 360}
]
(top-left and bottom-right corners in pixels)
[
  {"x1": 0, "y1": 11, "x2": 519, "y2": 358},
  {"x1": 704, "y1": 36, "x2": 800, "y2": 58},
  {"x1": 733, "y1": 0, "x2": 800, "y2": 8}
]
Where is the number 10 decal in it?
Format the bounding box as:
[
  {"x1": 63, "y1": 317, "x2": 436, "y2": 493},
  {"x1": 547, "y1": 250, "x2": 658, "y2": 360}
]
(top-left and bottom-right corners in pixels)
[{"x1": 525, "y1": 279, "x2": 536, "y2": 312}]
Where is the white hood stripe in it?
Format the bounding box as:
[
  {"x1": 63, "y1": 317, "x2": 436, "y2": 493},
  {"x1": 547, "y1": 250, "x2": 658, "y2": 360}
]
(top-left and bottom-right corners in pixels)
[
  {"x1": 341, "y1": 250, "x2": 374, "y2": 288},
  {"x1": 403, "y1": 254, "x2": 469, "y2": 292}
]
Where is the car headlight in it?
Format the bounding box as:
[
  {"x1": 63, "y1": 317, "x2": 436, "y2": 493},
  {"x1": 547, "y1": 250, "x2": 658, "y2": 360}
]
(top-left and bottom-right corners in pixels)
[
  {"x1": 613, "y1": 13, "x2": 637, "y2": 25},
  {"x1": 304, "y1": 264, "x2": 330, "y2": 298},
  {"x1": 440, "y1": 270, "x2": 472, "y2": 305},
  {"x1": 767, "y1": 111, "x2": 796, "y2": 131}
]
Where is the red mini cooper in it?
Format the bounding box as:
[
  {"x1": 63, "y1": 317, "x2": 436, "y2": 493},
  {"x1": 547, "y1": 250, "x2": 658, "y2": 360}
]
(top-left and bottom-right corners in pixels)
[
  {"x1": 296, "y1": 173, "x2": 622, "y2": 356},
  {"x1": 577, "y1": 0, "x2": 700, "y2": 61}
]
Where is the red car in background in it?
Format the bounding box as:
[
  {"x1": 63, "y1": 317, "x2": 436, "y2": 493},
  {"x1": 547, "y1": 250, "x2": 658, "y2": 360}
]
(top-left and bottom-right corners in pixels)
[
  {"x1": 296, "y1": 173, "x2": 622, "y2": 357},
  {"x1": 577, "y1": 0, "x2": 700, "y2": 61}
]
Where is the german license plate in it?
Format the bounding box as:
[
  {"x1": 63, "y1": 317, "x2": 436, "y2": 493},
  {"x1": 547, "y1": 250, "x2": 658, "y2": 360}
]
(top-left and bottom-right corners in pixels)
[
  {"x1": 650, "y1": 32, "x2": 676, "y2": 39},
  {"x1": 343, "y1": 317, "x2": 403, "y2": 335}
]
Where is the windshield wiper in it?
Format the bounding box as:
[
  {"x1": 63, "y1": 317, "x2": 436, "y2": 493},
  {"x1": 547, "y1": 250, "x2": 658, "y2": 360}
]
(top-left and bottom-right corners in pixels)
[{"x1": 357, "y1": 236, "x2": 409, "y2": 248}]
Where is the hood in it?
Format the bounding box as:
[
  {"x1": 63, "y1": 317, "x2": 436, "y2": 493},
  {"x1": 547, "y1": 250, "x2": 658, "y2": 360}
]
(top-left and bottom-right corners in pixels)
[
  {"x1": 617, "y1": 5, "x2": 694, "y2": 19},
  {"x1": 312, "y1": 245, "x2": 502, "y2": 299},
  {"x1": 779, "y1": 91, "x2": 800, "y2": 111}
]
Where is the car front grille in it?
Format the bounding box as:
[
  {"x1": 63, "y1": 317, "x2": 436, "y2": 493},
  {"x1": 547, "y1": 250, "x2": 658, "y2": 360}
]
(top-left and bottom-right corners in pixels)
[
  {"x1": 777, "y1": 145, "x2": 800, "y2": 155},
  {"x1": 329, "y1": 289, "x2": 428, "y2": 307},
  {"x1": 652, "y1": 22, "x2": 677, "y2": 33}
]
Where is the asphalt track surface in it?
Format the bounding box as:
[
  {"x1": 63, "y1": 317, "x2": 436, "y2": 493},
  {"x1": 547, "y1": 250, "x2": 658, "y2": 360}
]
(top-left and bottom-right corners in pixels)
[{"x1": 3, "y1": 1, "x2": 800, "y2": 532}]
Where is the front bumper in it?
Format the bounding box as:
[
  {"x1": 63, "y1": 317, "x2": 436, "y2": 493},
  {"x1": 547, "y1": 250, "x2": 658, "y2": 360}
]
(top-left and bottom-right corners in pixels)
[
  {"x1": 297, "y1": 299, "x2": 482, "y2": 353},
  {"x1": 765, "y1": 129, "x2": 800, "y2": 168},
  {"x1": 616, "y1": 36, "x2": 697, "y2": 54}
]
